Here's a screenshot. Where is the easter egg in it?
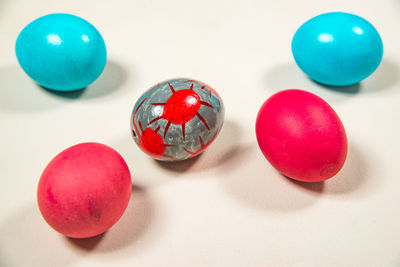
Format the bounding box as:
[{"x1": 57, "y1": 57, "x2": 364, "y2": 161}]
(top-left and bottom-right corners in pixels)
[
  {"x1": 292, "y1": 12, "x2": 383, "y2": 86},
  {"x1": 255, "y1": 89, "x2": 348, "y2": 182},
  {"x1": 15, "y1": 13, "x2": 107, "y2": 91},
  {"x1": 37, "y1": 143, "x2": 132, "y2": 238},
  {"x1": 131, "y1": 78, "x2": 225, "y2": 161}
]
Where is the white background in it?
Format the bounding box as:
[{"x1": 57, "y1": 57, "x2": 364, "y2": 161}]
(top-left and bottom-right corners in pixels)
[{"x1": 1, "y1": 0, "x2": 399, "y2": 266}]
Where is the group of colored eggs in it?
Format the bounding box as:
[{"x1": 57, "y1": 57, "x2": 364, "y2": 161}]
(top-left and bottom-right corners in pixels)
[{"x1": 16, "y1": 12, "x2": 383, "y2": 238}]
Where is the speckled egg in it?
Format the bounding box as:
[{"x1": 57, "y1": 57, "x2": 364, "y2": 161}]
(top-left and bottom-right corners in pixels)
[{"x1": 130, "y1": 78, "x2": 225, "y2": 161}]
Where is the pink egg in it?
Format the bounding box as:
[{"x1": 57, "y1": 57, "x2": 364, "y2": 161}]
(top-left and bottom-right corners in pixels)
[
  {"x1": 255, "y1": 89, "x2": 348, "y2": 182},
  {"x1": 37, "y1": 143, "x2": 132, "y2": 238}
]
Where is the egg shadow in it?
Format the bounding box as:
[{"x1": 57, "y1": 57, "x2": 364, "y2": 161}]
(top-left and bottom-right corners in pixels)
[
  {"x1": 322, "y1": 142, "x2": 380, "y2": 196},
  {"x1": 264, "y1": 62, "x2": 356, "y2": 103},
  {"x1": 0, "y1": 60, "x2": 129, "y2": 112},
  {"x1": 153, "y1": 120, "x2": 250, "y2": 174},
  {"x1": 0, "y1": 186, "x2": 156, "y2": 266},
  {"x1": 66, "y1": 185, "x2": 155, "y2": 253},
  {"x1": 313, "y1": 81, "x2": 361, "y2": 94},
  {"x1": 285, "y1": 178, "x2": 325, "y2": 193},
  {"x1": 154, "y1": 155, "x2": 202, "y2": 173},
  {"x1": 220, "y1": 154, "x2": 322, "y2": 212},
  {"x1": 0, "y1": 0, "x2": 8, "y2": 18},
  {"x1": 221, "y1": 141, "x2": 379, "y2": 211},
  {"x1": 66, "y1": 233, "x2": 105, "y2": 251},
  {"x1": 313, "y1": 59, "x2": 400, "y2": 95},
  {"x1": 42, "y1": 60, "x2": 129, "y2": 100},
  {"x1": 272, "y1": 142, "x2": 378, "y2": 197},
  {"x1": 0, "y1": 65, "x2": 61, "y2": 112},
  {"x1": 264, "y1": 59, "x2": 399, "y2": 102},
  {"x1": 39, "y1": 85, "x2": 86, "y2": 99},
  {"x1": 0, "y1": 203, "x2": 80, "y2": 267},
  {"x1": 360, "y1": 59, "x2": 400, "y2": 94}
]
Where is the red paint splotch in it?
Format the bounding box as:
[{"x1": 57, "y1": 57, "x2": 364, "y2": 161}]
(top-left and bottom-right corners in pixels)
[
  {"x1": 147, "y1": 82, "x2": 214, "y2": 141},
  {"x1": 132, "y1": 98, "x2": 174, "y2": 159}
]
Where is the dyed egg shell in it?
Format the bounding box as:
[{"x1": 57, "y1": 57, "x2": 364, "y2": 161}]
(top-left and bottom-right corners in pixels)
[
  {"x1": 37, "y1": 143, "x2": 132, "y2": 238},
  {"x1": 15, "y1": 13, "x2": 106, "y2": 91},
  {"x1": 292, "y1": 12, "x2": 383, "y2": 86},
  {"x1": 131, "y1": 78, "x2": 225, "y2": 161},
  {"x1": 255, "y1": 89, "x2": 348, "y2": 182}
]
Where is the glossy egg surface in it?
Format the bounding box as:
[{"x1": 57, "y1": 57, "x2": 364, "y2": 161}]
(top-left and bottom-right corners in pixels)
[
  {"x1": 292, "y1": 12, "x2": 383, "y2": 86},
  {"x1": 16, "y1": 13, "x2": 107, "y2": 91},
  {"x1": 131, "y1": 78, "x2": 225, "y2": 161}
]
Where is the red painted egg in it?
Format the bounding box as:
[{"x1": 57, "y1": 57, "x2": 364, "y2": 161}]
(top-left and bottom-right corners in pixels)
[
  {"x1": 255, "y1": 89, "x2": 348, "y2": 182},
  {"x1": 37, "y1": 143, "x2": 132, "y2": 238}
]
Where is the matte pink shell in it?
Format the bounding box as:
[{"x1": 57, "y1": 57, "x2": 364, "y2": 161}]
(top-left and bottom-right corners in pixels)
[
  {"x1": 37, "y1": 143, "x2": 132, "y2": 238},
  {"x1": 256, "y1": 89, "x2": 348, "y2": 182}
]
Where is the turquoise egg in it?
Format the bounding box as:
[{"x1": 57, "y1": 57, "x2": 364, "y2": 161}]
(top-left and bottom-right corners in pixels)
[
  {"x1": 292, "y1": 12, "x2": 383, "y2": 87},
  {"x1": 15, "y1": 13, "x2": 107, "y2": 91}
]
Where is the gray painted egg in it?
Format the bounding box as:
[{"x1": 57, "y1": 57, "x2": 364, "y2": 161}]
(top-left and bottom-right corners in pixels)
[{"x1": 130, "y1": 78, "x2": 225, "y2": 161}]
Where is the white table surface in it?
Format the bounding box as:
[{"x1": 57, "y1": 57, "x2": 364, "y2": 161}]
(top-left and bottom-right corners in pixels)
[{"x1": 1, "y1": 0, "x2": 400, "y2": 266}]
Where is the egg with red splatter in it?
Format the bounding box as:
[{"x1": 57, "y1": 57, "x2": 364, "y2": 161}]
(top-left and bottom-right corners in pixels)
[
  {"x1": 255, "y1": 89, "x2": 348, "y2": 182},
  {"x1": 131, "y1": 78, "x2": 225, "y2": 161},
  {"x1": 37, "y1": 143, "x2": 132, "y2": 238}
]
